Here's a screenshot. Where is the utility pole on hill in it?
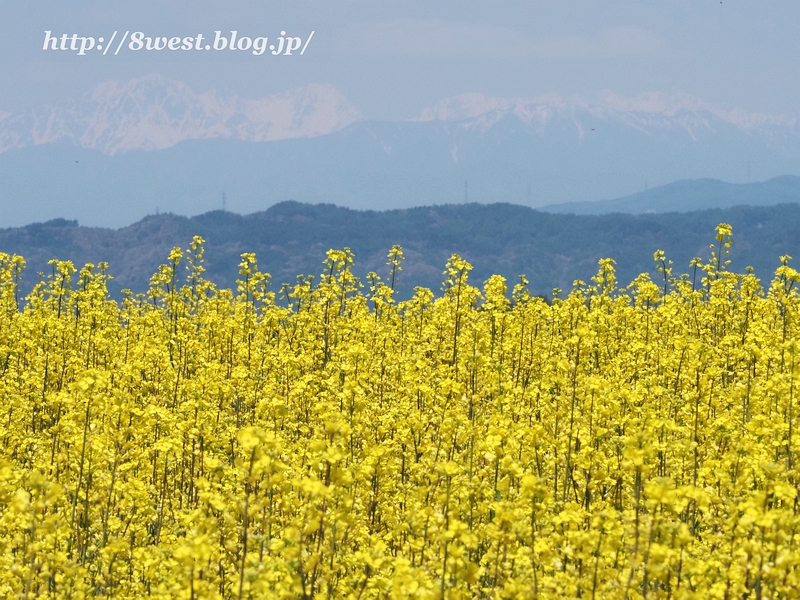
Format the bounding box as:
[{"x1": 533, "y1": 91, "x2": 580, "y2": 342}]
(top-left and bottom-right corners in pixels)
[
  {"x1": 223, "y1": 192, "x2": 226, "y2": 212},
  {"x1": 464, "y1": 180, "x2": 468, "y2": 204}
]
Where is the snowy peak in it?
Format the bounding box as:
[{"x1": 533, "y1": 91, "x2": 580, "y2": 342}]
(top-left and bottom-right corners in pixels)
[
  {"x1": 238, "y1": 83, "x2": 361, "y2": 142},
  {"x1": 600, "y1": 91, "x2": 797, "y2": 131},
  {"x1": 414, "y1": 90, "x2": 799, "y2": 139},
  {"x1": 0, "y1": 76, "x2": 361, "y2": 155},
  {"x1": 414, "y1": 92, "x2": 567, "y2": 123}
]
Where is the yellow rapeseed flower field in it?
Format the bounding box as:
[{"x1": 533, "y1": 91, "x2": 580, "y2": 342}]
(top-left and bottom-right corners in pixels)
[{"x1": 1, "y1": 225, "x2": 800, "y2": 598}]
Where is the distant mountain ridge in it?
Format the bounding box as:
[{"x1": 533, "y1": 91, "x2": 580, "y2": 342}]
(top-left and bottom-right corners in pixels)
[
  {"x1": 3, "y1": 77, "x2": 800, "y2": 227},
  {"x1": 540, "y1": 176, "x2": 800, "y2": 214}
]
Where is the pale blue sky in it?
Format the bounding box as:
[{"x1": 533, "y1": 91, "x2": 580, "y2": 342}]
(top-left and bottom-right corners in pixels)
[{"x1": 1, "y1": 1, "x2": 798, "y2": 119}]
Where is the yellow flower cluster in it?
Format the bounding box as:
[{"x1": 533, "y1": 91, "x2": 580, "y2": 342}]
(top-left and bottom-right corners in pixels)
[{"x1": 1, "y1": 226, "x2": 800, "y2": 598}]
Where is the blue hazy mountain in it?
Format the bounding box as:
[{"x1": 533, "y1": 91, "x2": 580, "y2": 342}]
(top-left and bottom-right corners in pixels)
[{"x1": 540, "y1": 176, "x2": 800, "y2": 214}]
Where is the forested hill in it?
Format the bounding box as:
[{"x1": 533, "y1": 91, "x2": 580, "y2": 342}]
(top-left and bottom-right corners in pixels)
[{"x1": 1, "y1": 201, "x2": 799, "y2": 300}]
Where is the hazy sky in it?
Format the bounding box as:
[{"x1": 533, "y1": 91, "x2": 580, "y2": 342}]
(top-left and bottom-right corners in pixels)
[{"x1": 2, "y1": 1, "x2": 799, "y2": 119}]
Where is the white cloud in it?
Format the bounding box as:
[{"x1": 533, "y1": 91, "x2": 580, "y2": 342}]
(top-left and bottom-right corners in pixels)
[
  {"x1": 337, "y1": 18, "x2": 535, "y2": 58},
  {"x1": 596, "y1": 26, "x2": 665, "y2": 57},
  {"x1": 337, "y1": 19, "x2": 667, "y2": 60}
]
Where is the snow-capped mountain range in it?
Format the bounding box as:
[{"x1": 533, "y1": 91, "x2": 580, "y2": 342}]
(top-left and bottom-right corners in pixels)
[
  {"x1": 3, "y1": 75, "x2": 800, "y2": 228},
  {"x1": 0, "y1": 76, "x2": 361, "y2": 155},
  {"x1": 1, "y1": 75, "x2": 799, "y2": 156},
  {"x1": 415, "y1": 90, "x2": 798, "y2": 136}
]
